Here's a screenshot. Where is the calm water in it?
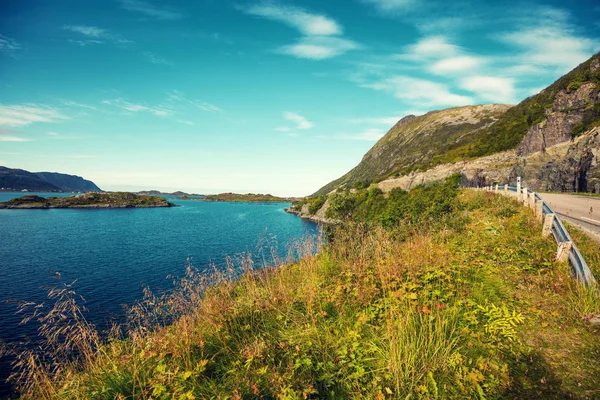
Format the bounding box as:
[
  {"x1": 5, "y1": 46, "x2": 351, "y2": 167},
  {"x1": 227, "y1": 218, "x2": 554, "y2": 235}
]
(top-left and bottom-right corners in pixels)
[{"x1": 0, "y1": 193, "x2": 318, "y2": 396}]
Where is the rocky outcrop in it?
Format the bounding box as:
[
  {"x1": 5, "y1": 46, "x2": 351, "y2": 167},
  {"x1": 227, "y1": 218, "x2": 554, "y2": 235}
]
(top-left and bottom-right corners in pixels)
[
  {"x1": 285, "y1": 199, "x2": 335, "y2": 224},
  {"x1": 377, "y1": 150, "x2": 516, "y2": 192},
  {"x1": 512, "y1": 127, "x2": 600, "y2": 193},
  {"x1": 517, "y1": 82, "x2": 599, "y2": 156}
]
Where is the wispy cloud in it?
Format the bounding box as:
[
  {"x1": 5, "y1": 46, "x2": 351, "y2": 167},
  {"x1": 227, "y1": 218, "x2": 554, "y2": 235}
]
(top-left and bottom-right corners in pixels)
[
  {"x1": 0, "y1": 104, "x2": 69, "y2": 127},
  {"x1": 119, "y1": 0, "x2": 183, "y2": 20},
  {"x1": 0, "y1": 34, "x2": 21, "y2": 54},
  {"x1": 274, "y1": 126, "x2": 292, "y2": 132},
  {"x1": 337, "y1": 128, "x2": 385, "y2": 141},
  {"x1": 242, "y1": 3, "x2": 359, "y2": 60},
  {"x1": 142, "y1": 51, "x2": 171, "y2": 65},
  {"x1": 63, "y1": 25, "x2": 106, "y2": 38},
  {"x1": 166, "y1": 90, "x2": 223, "y2": 113},
  {"x1": 430, "y1": 56, "x2": 485, "y2": 75},
  {"x1": 397, "y1": 36, "x2": 459, "y2": 61},
  {"x1": 245, "y1": 4, "x2": 341, "y2": 35},
  {"x1": 361, "y1": 0, "x2": 414, "y2": 14},
  {"x1": 349, "y1": 116, "x2": 403, "y2": 125},
  {"x1": 281, "y1": 36, "x2": 360, "y2": 60},
  {"x1": 62, "y1": 25, "x2": 132, "y2": 46},
  {"x1": 364, "y1": 76, "x2": 473, "y2": 108},
  {"x1": 101, "y1": 98, "x2": 172, "y2": 117},
  {"x1": 284, "y1": 112, "x2": 314, "y2": 129},
  {"x1": 0, "y1": 136, "x2": 31, "y2": 142},
  {"x1": 459, "y1": 76, "x2": 516, "y2": 104}
]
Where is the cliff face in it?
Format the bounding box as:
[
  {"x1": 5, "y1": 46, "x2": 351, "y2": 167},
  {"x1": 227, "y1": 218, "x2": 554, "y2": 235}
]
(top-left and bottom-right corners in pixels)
[
  {"x1": 517, "y1": 82, "x2": 599, "y2": 156},
  {"x1": 512, "y1": 127, "x2": 600, "y2": 192},
  {"x1": 0, "y1": 167, "x2": 61, "y2": 191}
]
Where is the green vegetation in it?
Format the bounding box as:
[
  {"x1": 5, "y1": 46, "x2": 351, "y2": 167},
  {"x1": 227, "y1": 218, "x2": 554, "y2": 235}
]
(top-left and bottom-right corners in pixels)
[
  {"x1": 200, "y1": 193, "x2": 290, "y2": 203},
  {"x1": 315, "y1": 53, "x2": 600, "y2": 196},
  {"x1": 0, "y1": 192, "x2": 175, "y2": 209},
  {"x1": 6, "y1": 179, "x2": 600, "y2": 399}
]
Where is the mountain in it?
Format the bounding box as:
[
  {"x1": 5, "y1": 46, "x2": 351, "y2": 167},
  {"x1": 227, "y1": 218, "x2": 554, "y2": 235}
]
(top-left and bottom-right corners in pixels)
[
  {"x1": 315, "y1": 104, "x2": 511, "y2": 195},
  {"x1": 0, "y1": 167, "x2": 61, "y2": 192},
  {"x1": 35, "y1": 172, "x2": 102, "y2": 192},
  {"x1": 0, "y1": 166, "x2": 102, "y2": 192},
  {"x1": 315, "y1": 52, "x2": 600, "y2": 196}
]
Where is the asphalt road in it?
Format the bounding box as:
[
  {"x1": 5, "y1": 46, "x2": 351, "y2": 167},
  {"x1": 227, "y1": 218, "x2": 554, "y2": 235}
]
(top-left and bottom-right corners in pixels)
[
  {"x1": 539, "y1": 193, "x2": 600, "y2": 225},
  {"x1": 538, "y1": 193, "x2": 600, "y2": 239}
]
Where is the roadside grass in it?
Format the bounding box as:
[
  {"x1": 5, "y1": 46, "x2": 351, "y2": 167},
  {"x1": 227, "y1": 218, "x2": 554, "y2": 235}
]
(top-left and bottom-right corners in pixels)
[{"x1": 3, "y1": 189, "x2": 600, "y2": 399}]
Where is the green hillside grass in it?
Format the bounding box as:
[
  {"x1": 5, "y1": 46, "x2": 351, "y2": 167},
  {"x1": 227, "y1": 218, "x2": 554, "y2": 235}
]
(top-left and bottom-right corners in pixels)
[{"x1": 5, "y1": 179, "x2": 600, "y2": 399}]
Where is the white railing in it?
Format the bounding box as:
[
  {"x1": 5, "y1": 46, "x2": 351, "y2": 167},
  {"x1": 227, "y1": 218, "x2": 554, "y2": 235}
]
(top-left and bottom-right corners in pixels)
[{"x1": 475, "y1": 184, "x2": 596, "y2": 286}]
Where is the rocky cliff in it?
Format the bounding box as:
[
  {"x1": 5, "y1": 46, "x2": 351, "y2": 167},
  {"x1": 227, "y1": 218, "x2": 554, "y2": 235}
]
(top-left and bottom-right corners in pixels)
[
  {"x1": 35, "y1": 172, "x2": 102, "y2": 192},
  {"x1": 0, "y1": 166, "x2": 102, "y2": 192}
]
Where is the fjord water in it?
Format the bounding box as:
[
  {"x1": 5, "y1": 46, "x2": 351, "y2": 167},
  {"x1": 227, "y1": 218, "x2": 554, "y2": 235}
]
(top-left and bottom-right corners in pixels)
[{"x1": 0, "y1": 193, "x2": 318, "y2": 395}]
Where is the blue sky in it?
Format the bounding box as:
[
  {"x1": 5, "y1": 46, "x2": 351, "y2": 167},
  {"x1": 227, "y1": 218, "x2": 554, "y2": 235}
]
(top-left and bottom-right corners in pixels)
[{"x1": 0, "y1": 0, "x2": 599, "y2": 196}]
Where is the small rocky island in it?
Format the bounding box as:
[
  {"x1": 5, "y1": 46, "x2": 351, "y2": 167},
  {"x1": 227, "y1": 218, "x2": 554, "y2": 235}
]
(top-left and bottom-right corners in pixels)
[
  {"x1": 0, "y1": 192, "x2": 175, "y2": 209},
  {"x1": 193, "y1": 192, "x2": 292, "y2": 202}
]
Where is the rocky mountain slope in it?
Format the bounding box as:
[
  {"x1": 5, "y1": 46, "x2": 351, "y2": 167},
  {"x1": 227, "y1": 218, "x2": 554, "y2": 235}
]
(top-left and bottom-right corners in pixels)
[
  {"x1": 315, "y1": 104, "x2": 511, "y2": 195},
  {"x1": 315, "y1": 52, "x2": 600, "y2": 196},
  {"x1": 0, "y1": 166, "x2": 102, "y2": 192}
]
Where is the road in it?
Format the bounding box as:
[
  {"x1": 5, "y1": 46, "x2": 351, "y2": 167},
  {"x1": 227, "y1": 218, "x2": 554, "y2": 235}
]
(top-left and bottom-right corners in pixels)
[{"x1": 538, "y1": 193, "x2": 600, "y2": 240}]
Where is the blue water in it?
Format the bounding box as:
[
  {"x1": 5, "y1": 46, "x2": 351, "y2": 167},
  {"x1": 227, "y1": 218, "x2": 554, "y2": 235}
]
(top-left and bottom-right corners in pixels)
[{"x1": 0, "y1": 193, "x2": 318, "y2": 396}]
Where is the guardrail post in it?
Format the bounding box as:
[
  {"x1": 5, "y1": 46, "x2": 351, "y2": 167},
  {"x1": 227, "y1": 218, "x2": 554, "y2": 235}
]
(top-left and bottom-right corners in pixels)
[
  {"x1": 528, "y1": 192, "x2": 536, "y2": 210},
  {"x1": 556, "y1": 241, "x2": 573, "y2": 262},
  {"x1": 522, "y1": 187, "x2": 528, "y2": 205},
  {"x1": 535, "y1": 200, "x2": 543, "y2": 222},
  {"x1": 516, "y1": 180, "x2": 521, "y2": 198},
  {"x1": 543, "y1": 214, "x2": 554, "y2": 237},
  {"x1": 504, "y1": 184, "x2": 508, "y2": 193}
]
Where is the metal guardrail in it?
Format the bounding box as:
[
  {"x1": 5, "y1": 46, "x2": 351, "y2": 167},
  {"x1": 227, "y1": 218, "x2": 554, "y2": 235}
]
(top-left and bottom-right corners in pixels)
[{"x1": 475, "y1": 184, "x2": 597, "y2": 286}]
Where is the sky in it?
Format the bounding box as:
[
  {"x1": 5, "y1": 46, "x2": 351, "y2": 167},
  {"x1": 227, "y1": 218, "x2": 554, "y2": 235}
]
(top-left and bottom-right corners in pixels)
[{"x1": 0, "y1": 0, "x2": 599, "y2": 196}]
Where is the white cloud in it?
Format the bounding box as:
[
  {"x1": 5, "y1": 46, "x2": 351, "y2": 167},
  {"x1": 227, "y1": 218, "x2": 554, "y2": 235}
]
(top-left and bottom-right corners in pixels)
[
  {"x1": 501, "y1": 27, "x2": 599, "y2": 71},
  {"x1": 430, "y1": 56, "x2": 485, "y2": 75},
  {"x1": 242, "y1": 3, "x2": 358, "y2": 60},
  {"x1": 364, "y1": 76, "x2": 473, "y2": 108},
  {"x1": 284, "y1": 112, "x2": 314, "y2": 130},
  {"x1": 274, "y1": 126, "x2": 292, "y2": 132},
  {"x1": 60, "y1": 100, "x2": 97, "y2": 110},
  {"x1": 338, "y1": 128, "x2": 385, "y2": 141},
  {"x1": 0, "y1": 34, "x2": 20, "y2": 53},
  {"x1": 142, "y1": 51, "x2": 171, "y2": 65},
  {"x1": 459, "y1": 76, "x2": 516, "y2": 104},
  {"x1": 197, "y1": 103, "x2": 222, "y2": 113},
  {"x1": 63, "y1": 25, "x2": 106, "y2": 38},
  {"x1": 281, "y1": 36, "x2": 359, "y2": 60},
  {"x1": 102, "y1": 98, "x2": 172, "y2": 117},
  {"x1": 0, "y1": 136, "x2": 30, "y2": 142},
  {"x1": 244, "y1": 4, "x2": 341, "y2": 36},
  {"x1": 349, "y1": 117, "x2": 403, "y2": 125},
  {"x1": 361, "y1": 0, "x2": 414, "y2": 13},
  {"x1": 119, "y1": 0, "x2": 183, "y2": 20},
  {"x1": 0, "y1": 104, "x2": 69, "y2": 127},
  {"x1": 399, "y1": 36, "x2": 459, "y2": 60}
]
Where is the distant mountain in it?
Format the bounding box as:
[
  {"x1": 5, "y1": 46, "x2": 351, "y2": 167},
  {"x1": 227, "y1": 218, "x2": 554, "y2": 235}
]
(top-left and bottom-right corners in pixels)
[
  {"x1": 0, "y1": 167, "x2": 61, "y2": 192},
  {"x1": 0, "y1": 166, "x2": 102, "y2": 192},
  {"x1": 35, "y1": 172, "x2": 101, "y2": 192}
]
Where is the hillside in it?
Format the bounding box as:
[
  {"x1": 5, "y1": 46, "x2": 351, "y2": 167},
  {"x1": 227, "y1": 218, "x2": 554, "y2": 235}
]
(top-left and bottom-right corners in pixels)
[
  {"x1": 0, "y1": 166, "x2": 102, "y2": 192},
  {"x1": 9, "y1": 182, "x2": 600, "y2": 399},
  {"x1": 315, "y1": 104, "x2": 511, "y2": 195},
  {"x1": 315, "y1": 52, "x2": 600, "y2": 196},
  {"x1": 35, "y1": 172, "x2": 101, "y2": 192}
]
